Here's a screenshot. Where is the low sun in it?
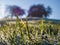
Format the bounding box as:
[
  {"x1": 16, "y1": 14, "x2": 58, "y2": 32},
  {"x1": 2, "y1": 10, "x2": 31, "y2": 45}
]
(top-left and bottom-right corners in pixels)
[{"x1": 0, "y1": 3, "x2": 6, "y2": 18}]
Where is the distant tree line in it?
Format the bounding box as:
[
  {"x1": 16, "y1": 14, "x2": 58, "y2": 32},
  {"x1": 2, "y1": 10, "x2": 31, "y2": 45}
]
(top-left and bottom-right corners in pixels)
[{"x1": 6, "y1": 4, "x2": 52, "y2": 18}]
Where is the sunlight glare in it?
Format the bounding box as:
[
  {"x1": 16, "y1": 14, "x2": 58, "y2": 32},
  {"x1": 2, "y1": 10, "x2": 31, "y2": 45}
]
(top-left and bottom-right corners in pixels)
[{"x1": 0, "y1": 3, "x2": 6, "y2": 18}]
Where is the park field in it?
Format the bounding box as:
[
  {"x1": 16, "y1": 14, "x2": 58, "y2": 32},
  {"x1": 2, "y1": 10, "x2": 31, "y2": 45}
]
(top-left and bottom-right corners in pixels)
[{"x1": 0, "y1": 18, "x2": 60, "y2": 45}]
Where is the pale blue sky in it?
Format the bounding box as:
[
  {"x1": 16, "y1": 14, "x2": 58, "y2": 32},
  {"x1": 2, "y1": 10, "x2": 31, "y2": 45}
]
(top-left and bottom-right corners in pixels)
[{"x1": 0, "y1": 0, "x2": 60, "y2": 19}]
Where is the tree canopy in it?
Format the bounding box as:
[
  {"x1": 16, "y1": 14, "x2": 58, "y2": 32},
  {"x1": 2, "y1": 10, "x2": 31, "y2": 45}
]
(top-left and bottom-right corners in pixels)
[
  {"x1": 7, "y1": 5, "x2": 25, "y2": 17},
  {"x1": 28, "y1": 4, "x2": 52, "y2": 18}
]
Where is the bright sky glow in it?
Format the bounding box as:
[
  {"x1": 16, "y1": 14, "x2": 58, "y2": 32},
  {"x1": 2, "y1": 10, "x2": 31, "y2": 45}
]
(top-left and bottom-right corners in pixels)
[{"x1": 0, "y1": 3, "x2": 6, "y2": 18}]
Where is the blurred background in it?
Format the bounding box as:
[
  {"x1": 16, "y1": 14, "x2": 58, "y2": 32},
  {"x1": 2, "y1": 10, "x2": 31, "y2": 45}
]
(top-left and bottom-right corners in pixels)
[{"x1": 0, "y1": 0, "x2": 60, "y2": 20}]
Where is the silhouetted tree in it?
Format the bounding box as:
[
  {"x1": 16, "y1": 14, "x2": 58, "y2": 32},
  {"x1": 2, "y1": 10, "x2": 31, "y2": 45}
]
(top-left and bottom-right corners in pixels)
[
  {"x1": 28, "y1": 4, "x2": 52, "y2": 18},
  {"x1": 7, "y1": 5, "x2": 25, "y2": 18}
]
